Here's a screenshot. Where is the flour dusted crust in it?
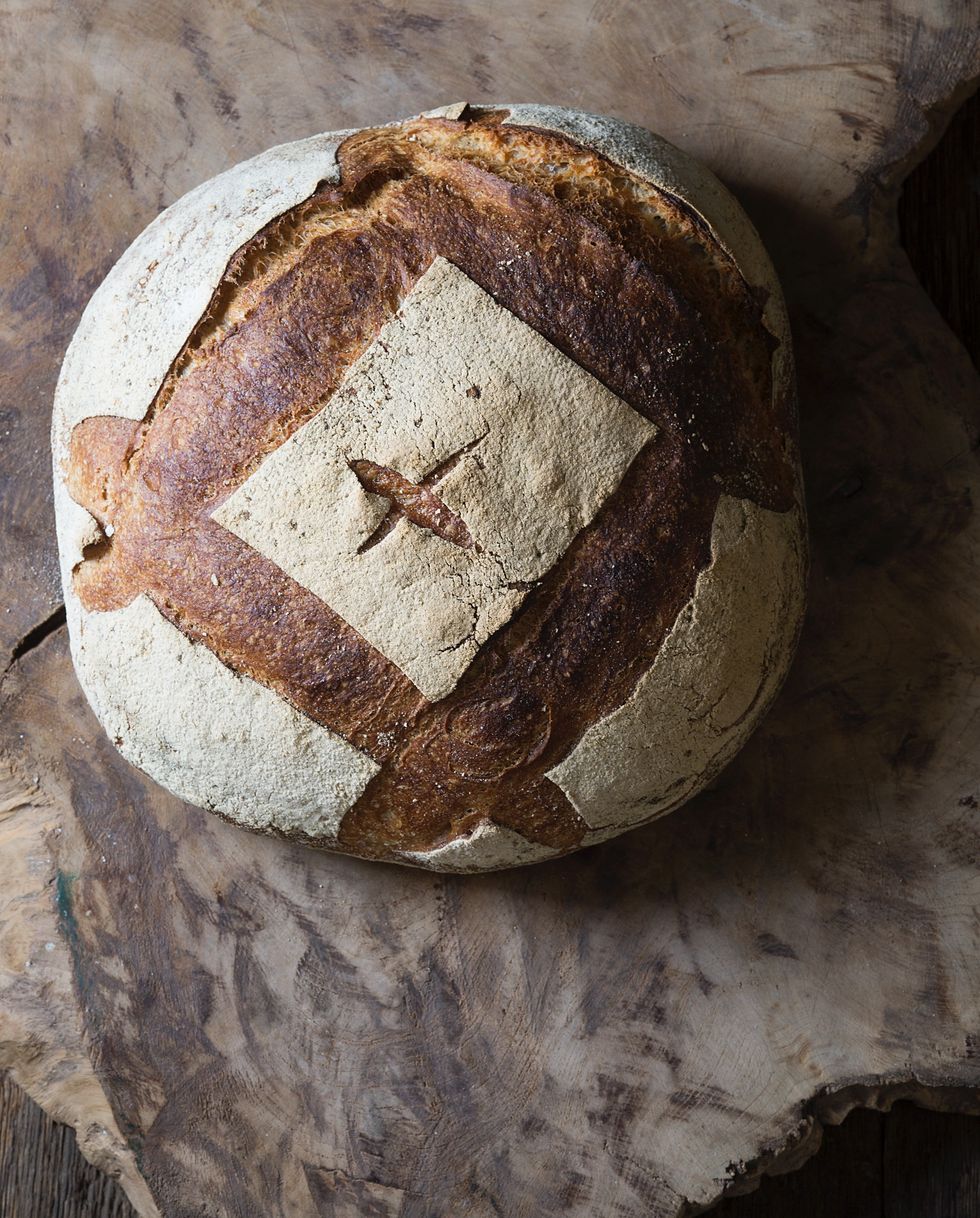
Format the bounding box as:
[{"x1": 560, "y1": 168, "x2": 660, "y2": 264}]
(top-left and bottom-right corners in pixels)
[
  {"x1": 78, "y1": 596, "x2": 379, "y2": 840},
  {"x1": 550, "y1": 496, "x2": 805, "y2": 835},
  {"x1": 215, "y1": 257, "x2": 657, "y2": 701},
  {"x1": 498, "y1": 104, "x2": 795, "y2": 421},
  {"x1": 400, "y1": 820, "x2": 557, "y2": 872},
  {"x1": 53, "y1": 103, "x2": 806, "y2": 871},
  {"x1": 52, "y1": 127, "x2": 352, "y2": 663}
]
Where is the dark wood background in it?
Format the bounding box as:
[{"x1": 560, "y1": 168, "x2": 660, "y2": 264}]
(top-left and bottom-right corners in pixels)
[{"x1": 0, "y1": 68, "x2": 977, "y2": 1218}]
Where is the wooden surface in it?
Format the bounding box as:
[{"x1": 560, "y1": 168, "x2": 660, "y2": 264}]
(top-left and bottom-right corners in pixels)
[
  {"x1": 718, "y1": 1102, "x2": 980, "y2": 1217},
  {"x1": 3, "y1": 72, "x2": 978, "y2": 1218},
  {"x1": 7, "y1": 1083, "x2": 980, "y2": 1218},
  {"x1": 2, "y1": 3, "x2": 980, "y2": 1217},
  {"x1": 0, "y1": 1075, "x2": 132, "y2": 1218}
]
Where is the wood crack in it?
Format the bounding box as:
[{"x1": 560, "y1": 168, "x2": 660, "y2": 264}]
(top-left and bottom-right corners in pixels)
[{"x1": 2, "y1": 605, "x2": 67, "y2": 680}]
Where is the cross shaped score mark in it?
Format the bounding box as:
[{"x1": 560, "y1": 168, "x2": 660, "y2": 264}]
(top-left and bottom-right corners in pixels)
[{"x1": 348, "y1": 431, "x2": 487, "y2": 554}]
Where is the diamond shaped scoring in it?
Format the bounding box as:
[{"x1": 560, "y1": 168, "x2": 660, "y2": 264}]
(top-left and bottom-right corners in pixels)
[{"x1": 213, "y1": 257, "x2": 657, "y2": 701}]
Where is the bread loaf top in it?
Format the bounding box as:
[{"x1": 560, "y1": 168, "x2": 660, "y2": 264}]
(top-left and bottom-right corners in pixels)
[{"x1": 54, "y1": 104, "x2": 805, "y2": 871}]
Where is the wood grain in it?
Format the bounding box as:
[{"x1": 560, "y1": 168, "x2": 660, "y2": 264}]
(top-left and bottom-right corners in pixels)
[
  {"x1": 2, "y1": 3, "x2": 980, "y2": 1217},
  {"x1": 0, "y1": 1074, "x2": 132, "y2": 1218},
  {"x1": 718, "y1": 1107, "x2": 884, "y2": 1217},
  {"x1": 719, "y1": 1102, "x2": 980, "y2": 1217},
  {"x1": 899, "y1": 88, "x2": 980, "y2": 373}
]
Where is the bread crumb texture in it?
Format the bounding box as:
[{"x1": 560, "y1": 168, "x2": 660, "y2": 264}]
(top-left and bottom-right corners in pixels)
[{"x1": 54, "y1": 104, "x2": 805, "y2": 871}]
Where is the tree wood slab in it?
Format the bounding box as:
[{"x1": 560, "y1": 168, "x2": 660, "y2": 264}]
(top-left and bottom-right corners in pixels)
[{"x1": 2, "y1": 2, "x2": 980, "y2": 1215}]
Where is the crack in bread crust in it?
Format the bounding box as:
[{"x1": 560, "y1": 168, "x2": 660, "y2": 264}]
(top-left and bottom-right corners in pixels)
[{"x1": 66, "y1": 113, "x2": 792, "y2": 860}]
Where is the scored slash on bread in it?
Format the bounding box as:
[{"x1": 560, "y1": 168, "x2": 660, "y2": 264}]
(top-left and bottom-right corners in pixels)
[{"x1": 349, "y1": 429, "x2": 488, "y2": 554}]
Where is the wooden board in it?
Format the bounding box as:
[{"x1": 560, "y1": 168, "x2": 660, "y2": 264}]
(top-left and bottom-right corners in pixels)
[
  {"x1": 4, "y1": 85, "x2": 979, "y2": 1218},
  {"x1": 2, "y1": 2, "x2": 980, "y2": 1215},
  {"x1": 0, "y1": 1073, "x2": 134, "y2": 1218}
]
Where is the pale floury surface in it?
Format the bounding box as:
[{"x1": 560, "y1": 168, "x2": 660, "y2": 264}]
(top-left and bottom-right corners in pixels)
[{"x1": 79, "y1": 595, "x2": 380, "y2": 838}]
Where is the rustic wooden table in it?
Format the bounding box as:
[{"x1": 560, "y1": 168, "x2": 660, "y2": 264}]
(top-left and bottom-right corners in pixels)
[
  {"x1": 2, "y1": 3, "x2": 980, "y2": 1216},
  {"x1": 2, "y1": 88, "x2": 976, "y2": 1218}
]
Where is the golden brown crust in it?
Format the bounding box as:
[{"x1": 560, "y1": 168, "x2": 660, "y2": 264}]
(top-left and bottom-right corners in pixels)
[{"x1": 66, "y1": 113, "x2": 792, "y2": 860}]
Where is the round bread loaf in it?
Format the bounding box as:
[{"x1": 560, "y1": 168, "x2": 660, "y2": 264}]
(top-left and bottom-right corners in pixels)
[{"x1": 52, "y1": 102, "x2": 806, "y2": 872}]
